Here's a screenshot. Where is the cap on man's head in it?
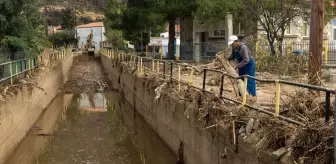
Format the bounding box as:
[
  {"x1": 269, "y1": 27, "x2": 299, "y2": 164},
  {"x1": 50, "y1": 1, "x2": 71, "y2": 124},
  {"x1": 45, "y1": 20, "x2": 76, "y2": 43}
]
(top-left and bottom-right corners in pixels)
[{"x1": 228, "y1": 35, "x2": 238, "y2": 46}]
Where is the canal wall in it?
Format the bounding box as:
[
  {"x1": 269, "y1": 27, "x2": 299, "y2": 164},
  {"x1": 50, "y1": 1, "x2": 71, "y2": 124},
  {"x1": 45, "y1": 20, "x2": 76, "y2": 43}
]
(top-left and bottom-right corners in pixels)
[
  {"x1": 106, "y1": 92, "x2": 178, "y2": 164},
  {"x1": 101, "y1": 54, "x2": 283, "y2": 164},
  {"x1": 5, "y1": 94, "x2": 73, "y2": 164},
  {"x1": 0, "y1": 52, "x2": 73, "y2": 164}
]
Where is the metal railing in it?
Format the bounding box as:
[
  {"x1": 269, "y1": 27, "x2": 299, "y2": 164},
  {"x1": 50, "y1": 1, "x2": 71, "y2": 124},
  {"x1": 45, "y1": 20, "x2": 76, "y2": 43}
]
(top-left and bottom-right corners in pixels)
[
  {"x1": 100, "y1": 47, "x2": 335, "y2": 125},
  {"x1": 0, "y1": 49, "x2": 71, "y2": 85},
  {"x1": 100, "y1": 46, "x2": 336, "y2": 161},
  {"x1": 102, "y1": 40, "x2": 336, "y2": 65}
]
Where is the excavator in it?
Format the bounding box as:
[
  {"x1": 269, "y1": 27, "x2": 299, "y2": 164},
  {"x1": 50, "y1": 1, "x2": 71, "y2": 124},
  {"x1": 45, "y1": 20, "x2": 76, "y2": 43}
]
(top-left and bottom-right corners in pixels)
[{"x1": 83, "y1": 30, "x2": 95, "y2": 55}]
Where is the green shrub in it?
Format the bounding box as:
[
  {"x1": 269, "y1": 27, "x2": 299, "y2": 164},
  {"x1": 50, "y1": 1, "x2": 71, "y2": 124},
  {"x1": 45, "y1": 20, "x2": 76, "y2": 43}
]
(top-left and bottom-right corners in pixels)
[{"x1": 255, "y1": 53, "x2": 308, "y2": 77}]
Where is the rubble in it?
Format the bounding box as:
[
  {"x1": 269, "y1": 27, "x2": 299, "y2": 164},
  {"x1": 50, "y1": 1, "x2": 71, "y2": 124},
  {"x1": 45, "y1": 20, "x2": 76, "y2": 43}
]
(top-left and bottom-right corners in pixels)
[
  {"x1": 59, "y1": 56, "x2": 112, "y2": 93},
  {"x1": 117, "y1": 50, "x2": 335, "y2": 164}
]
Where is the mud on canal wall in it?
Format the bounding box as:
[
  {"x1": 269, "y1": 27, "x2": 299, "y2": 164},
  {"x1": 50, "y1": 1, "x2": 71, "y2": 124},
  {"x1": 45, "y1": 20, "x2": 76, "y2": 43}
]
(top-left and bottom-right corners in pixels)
[
  {"x1": 0, "y1": 51, "x2": 73, "y2": 163},
  {"x1": 100, "y1": 54, "x2": 284, "y2": 164}
]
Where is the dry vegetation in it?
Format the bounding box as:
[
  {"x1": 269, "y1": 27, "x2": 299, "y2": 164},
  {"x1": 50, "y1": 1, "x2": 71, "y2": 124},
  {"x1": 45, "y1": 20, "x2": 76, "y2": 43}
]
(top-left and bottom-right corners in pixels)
[{"x1": 117, "y1": 50, "x2": 334, "y2": 164}]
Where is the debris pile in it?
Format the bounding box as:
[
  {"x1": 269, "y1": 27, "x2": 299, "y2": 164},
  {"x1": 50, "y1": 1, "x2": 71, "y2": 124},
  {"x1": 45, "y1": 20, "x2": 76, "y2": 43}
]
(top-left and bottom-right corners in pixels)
[
  {"x1": 0, "y1": 68, "x2": 46, "y2": 101},
  {"x1": 59, "y1": 57, "x2": 111, "y2": 93},
  {"x1": 117, "y1": 50, "x2": 334, "y2": 164}
]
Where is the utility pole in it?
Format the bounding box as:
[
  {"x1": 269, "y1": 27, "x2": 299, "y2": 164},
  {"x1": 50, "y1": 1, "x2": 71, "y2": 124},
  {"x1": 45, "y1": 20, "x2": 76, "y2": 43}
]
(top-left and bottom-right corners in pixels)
[{"x1": 308, "y1": 0, "x2": 324, "y2": 86}]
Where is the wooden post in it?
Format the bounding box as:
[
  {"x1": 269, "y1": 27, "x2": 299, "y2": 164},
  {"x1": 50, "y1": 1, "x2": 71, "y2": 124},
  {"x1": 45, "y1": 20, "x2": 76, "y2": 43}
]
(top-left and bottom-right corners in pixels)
[{"x1": 308, "y1": 0, "x2": 324, "y2": 86}]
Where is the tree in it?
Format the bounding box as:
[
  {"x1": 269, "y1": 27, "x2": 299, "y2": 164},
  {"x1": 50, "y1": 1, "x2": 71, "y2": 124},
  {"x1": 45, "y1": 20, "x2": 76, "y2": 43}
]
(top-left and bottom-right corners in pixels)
[
  {"x1": 308, "y1": 0, "x2": 324, "y2": 87},
  {"x1": 105, "y1": 0, "x2": 195, "y2": 58},
  {"x1": 153, "y1": 0, "x2": 197, "y2": 59},
  {"x1": 242, "y1": 0, "x2": 308, "y2": 55},
  {"x1": 61, "y1": 8, "x2": 76, "y2": 30},
  {"x1": 104, "y1": 0, "x2": 126, "y2": 48},
  {"x1": 0, "y1": 0, "x2": 50, "y2": 56},
  {"x1": 105, "y1": 0, "x2": 165, "y2": 52},
  {"x1": 48, "y1": 30, "x2": 76, "y2": 48},
  {"x1": 194, "y1": 0, "x2": 336, "y2": 56}
]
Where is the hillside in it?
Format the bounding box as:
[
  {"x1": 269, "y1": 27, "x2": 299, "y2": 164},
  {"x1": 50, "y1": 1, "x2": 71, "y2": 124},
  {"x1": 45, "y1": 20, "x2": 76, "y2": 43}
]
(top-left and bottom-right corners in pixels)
[{"x1": 40, "y1": 0, "x2": 105, "y2": 27}]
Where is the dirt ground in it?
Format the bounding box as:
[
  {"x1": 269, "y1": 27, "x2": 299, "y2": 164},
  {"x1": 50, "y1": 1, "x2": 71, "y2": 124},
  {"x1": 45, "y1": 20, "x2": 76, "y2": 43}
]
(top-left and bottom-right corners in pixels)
[
  {"x1": 59, "y1": 54, "x2": 112, "y2": 93},
  {"x1": 139, "y1": 60, "x2": 335, "y2": 110}
]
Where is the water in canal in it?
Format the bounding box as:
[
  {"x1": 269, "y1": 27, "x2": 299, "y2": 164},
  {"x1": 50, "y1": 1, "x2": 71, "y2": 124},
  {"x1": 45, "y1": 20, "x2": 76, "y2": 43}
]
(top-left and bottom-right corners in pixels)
[{"x1": 6, "y1": 92, "x2": 177, "y2": 164}]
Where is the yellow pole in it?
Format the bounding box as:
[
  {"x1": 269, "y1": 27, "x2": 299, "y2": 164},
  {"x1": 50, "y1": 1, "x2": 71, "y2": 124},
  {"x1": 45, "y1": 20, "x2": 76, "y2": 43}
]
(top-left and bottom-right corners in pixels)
[
  {"x1": 242, "y1": 76, "x2": 248, "y2": 106},
  {"x1": 157, "y1": 60, "x2": 160, "y2": 73},
  {"x1": 137, "y1": 57, "x2": 140, "y2": 74},
  {"x1": 140, "y1": 57, "x2": 143, "y2": 74},
  {"x1": 188, "y1": 68, "x2": 194, "y2": 85},
  {"x1": 324, "y1": 40, "x2": 328, "y2": 64},
  {"x1": 9, "y1": 63, "x2": 13, "y2": 85},
  {"x1": 160, "y1": 45, "x2": 163, "y2": 60},
  {"x1": 178, "y1": 65, "x2": 181, "y2": 91},
  {"x1": 152, "y1": 59, "x2": 155, "y2": 72},
  {"x1": 31, "y1": 59, "x2": 34, "y2": 73},
  {"x1": 15, "y1": 62, "x2": 18, "y2": 76},
  {"x1": 28, "y1": 59, "x2": 31, "y2": 70},
  {"x1": 275, "y1": 80, "x2": 281, "y2": 117}
]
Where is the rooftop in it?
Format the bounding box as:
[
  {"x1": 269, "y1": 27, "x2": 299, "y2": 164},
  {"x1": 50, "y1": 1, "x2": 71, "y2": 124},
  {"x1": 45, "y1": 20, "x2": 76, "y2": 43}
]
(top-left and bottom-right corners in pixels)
[{"x1": 77, "y1": 22, "x2": 104, "y2": 28}]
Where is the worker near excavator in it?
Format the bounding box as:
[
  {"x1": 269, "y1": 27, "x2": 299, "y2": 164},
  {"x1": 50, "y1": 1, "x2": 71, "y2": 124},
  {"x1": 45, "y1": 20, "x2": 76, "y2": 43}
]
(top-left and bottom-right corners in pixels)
[
  {"x1": 227, "y1": 35, "x2": 256, "y2": 96},
  {"x1": 87, "y1": 29, "x2": 93, "y2": 48}
]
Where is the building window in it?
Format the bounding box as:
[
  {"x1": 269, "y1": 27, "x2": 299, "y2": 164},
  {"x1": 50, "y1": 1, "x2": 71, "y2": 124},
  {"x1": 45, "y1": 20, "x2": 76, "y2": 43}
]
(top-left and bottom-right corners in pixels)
[
  {"x1": 214, "y1": 30, "x2": 220, "y2": 36},
  {"x1": 220, "y1": 30, "x2": 225, "y2": 36},
  {"x1": 214, "y1": 30, "x2": 225, "y2": 37},
  {"x1": 285, "y1": 23, "x2": 291, "y2": 34},
  {"x1": 333, "y1": 29, "x2": 336, "y2": 40},
  {"x1": 302, "y1": 22, "x2": 308, "y2": 36}
]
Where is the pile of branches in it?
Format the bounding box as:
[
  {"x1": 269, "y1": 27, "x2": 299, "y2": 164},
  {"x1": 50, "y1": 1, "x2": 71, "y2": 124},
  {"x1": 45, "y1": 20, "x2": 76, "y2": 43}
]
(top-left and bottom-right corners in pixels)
[
  {"x1": 0, "y1": 68, "x2": 46, "y2": 101},
  {"x1": 293, "y1": 120, "x2": 333, "y2": 164},
  {"x1": 282, "y1": 90, "x2": 334, "y2": 123},
  {"x1": 280, "y1": 90, "x2": 334, "y2": 164},
  {"x1": 130, "y1": 52, "x2": 333, "y2": 163}
]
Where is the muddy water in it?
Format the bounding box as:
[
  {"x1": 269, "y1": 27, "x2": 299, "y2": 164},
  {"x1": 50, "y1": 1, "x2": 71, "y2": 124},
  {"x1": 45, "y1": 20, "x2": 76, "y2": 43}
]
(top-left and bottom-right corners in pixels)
[{"x1": 6, "y1": 92, "x2": 177, "y2": 164}]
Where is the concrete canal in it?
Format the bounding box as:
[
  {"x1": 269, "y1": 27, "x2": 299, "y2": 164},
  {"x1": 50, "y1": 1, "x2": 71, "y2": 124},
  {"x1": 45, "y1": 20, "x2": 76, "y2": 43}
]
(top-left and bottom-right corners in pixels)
[
  {"x1": 0, "y1": 52, "x2": 285, "y2": 164},
  {"x1": 6, "y1": 92, "x2": 176, "y2": 164}
]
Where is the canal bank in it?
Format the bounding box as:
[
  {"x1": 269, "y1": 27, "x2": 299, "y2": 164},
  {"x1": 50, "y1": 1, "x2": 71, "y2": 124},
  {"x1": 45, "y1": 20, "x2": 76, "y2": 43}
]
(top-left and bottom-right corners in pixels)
[
  {"x1": 100, "y1": 53, "x2": 284, "y2": 164},
  {"x1": 0, "y1": 50, "x2": 73, "y2": 163},
  {"x1": 4, "y1": 53, "x2": 177, "y2": 164}
]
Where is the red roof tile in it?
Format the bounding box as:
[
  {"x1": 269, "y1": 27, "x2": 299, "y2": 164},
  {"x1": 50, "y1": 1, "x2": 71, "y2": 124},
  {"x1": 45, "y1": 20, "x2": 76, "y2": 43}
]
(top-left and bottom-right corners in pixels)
[{"x1": 77, "y1": 22, "x2": 104, "y2": 28}]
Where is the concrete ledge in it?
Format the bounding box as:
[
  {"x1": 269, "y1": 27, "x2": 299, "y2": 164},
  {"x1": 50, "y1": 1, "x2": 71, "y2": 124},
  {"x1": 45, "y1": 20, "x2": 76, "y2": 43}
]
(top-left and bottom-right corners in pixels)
[
  {"x1": 100, "y1": 54, "x2": 283, "y2": 164},
  {"x1": 0, "y1": 52, "x2": 73, "y2": 163}
]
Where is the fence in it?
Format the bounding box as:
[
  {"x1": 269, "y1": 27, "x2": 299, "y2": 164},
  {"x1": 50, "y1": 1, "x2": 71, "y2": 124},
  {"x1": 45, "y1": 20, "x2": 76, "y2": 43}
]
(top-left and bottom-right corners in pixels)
[
  {"x1": 0, "y1": 49, "x2": 71, "y2": 85},
  {"x1": 102, "y1": 40, "x2": 336, "y2": 65},
  {"x1": 100, "y1": 46, "x2": 336, "y2": 160},
  {"x1": 100, "y1": 47, "x2": 335, "y2": 123}
]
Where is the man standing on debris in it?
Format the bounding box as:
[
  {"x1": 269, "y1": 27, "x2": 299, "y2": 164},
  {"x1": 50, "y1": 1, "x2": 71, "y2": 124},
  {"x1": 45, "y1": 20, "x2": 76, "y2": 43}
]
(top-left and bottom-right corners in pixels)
[{"x1": 227, "y1": 35, "x2": 256, "y2": 96}]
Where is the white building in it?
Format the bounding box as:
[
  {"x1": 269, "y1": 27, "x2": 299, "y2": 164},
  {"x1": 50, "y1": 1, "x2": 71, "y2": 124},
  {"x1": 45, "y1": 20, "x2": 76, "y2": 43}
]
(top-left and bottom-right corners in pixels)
[
  {"x1": 180, "y1": 15, "x2": 233, "y2": 61},
  {"x1": 148, "y1": 32, "x2": 180, "y2": 58},
  {"x1": 75, "y1": 22, "x2": 106, "y2": 51}
]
